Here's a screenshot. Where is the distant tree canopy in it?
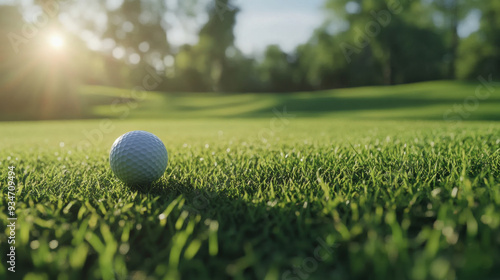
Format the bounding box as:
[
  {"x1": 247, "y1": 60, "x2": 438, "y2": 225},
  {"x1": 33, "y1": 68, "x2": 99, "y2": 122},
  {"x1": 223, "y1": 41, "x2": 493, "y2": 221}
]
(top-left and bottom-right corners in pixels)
[{"x1": 0, "y1": 0, "x2": 498, "y2": 114}]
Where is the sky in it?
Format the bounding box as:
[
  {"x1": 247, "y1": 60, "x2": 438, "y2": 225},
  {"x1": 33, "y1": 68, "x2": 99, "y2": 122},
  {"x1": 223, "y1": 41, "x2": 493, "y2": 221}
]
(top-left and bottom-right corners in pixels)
[
  {"x1": 231, "y1": 0, "x2": 480, "y2": 55},
  {"x1": 232, "y1": 0, "x2": 325, "y2": 55},
  {"x1": 165, "y1": 0, "x2": 326, "y2": 55},
  {"x1": 4, "y1": 0, "x2": 481, "y2": 57}
]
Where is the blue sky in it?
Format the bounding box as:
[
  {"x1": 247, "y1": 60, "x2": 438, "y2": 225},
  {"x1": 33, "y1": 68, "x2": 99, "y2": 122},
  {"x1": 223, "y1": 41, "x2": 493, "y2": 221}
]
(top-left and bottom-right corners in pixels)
[
  {"x1": 5, "y1": 0, "x2": 480, "y2": 56},
  {"x1": 231, "y1": 0, "x2": 479, "y2": 55},
  {"x1": 233, "y1": 0, "x2": 325, "y2": 55},
  {"x1": 166, "y1": 0, "x2": 326, "y2": 55}
]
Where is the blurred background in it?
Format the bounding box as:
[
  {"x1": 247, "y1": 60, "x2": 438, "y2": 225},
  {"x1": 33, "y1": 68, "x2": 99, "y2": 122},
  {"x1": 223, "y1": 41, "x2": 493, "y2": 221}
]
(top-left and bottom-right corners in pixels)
[{"x1": 0, "y1": 0, "x2": 498, "y2": 120}]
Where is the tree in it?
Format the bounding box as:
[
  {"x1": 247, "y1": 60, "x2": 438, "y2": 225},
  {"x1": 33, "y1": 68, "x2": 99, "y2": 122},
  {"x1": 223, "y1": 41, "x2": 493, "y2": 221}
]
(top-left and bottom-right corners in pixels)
[
  {"x1": 430, "y1": 0, "x2": 481, "y2": 79},
  {"x1": 194, "y1": 0, "x2": 239, "y2": 91},
  {"x1": 322, "y1": 0, "x2": 447, "y2": 86},
  {"x1": 457, "y1": 1, "x2": 500, "y2": 79},
  {"x1": 257, "y1": 45, "x2": 295, "y2": 92},
  {"x1": 294, "y1": 27, "x2": 382, "y2": 90}
]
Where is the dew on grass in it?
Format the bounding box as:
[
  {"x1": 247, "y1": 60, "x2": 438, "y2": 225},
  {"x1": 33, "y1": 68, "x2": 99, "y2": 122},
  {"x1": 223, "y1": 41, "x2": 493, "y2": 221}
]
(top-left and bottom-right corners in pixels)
[
  {"x1": 266, "y1": 200, "x2": 277, "y2": 207},
  {"x1": 2, "y1": 115, "x2": 500, "y2": 278},
  {"x1": 431, "y1": 188, "x2": 441, "y2": 197}
]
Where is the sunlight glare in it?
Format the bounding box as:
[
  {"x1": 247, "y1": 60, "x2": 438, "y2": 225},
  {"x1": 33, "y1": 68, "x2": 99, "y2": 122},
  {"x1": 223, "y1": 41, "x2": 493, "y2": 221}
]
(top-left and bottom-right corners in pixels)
[{"x1": 49, "y1": 34, "x2": 65, "y2": 49}]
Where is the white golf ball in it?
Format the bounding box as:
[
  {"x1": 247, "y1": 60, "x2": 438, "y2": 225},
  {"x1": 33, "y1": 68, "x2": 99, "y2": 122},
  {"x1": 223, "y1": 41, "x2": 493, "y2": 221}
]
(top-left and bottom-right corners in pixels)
[{"x1": 109, "y1": 131, "x2": 168, "y2": 185}]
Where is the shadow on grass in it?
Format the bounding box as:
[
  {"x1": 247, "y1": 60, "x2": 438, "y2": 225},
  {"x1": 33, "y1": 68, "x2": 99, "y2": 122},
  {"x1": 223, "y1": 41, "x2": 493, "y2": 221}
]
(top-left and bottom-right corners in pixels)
[
  {"x1": 6, "y1": 83, "x2": 500, "y2": 121},
  {"x1": 120, "y1": 178, "x2": 344, "y2": 279},
  {"x1": 123, "y1": 90, "x2": 500, "y2": 121},
  {"x1": 234, "y1": 95, "x2": 500, "y2": 120}
]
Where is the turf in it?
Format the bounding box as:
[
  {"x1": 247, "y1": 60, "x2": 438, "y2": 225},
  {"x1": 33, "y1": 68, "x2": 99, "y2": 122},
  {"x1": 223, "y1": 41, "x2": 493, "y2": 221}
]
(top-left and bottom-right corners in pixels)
[
  {"x1": 81, "y1": 80, "x2": 500, "y2": 121},
  {"x1": 1, "y1": 81, "x2": 500, "y2": 280}
]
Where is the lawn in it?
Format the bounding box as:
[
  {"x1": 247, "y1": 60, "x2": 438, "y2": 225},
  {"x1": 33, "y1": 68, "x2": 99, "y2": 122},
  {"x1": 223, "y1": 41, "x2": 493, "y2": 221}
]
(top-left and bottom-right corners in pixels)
[{"x1": 1, "y1": 81, "x2": 499, "y2": 280}]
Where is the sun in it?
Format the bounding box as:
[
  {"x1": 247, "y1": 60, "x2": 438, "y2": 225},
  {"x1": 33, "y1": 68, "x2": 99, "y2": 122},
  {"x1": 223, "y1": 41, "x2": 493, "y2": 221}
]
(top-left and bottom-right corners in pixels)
[{"x1": 48, "y1": 34, "x2": 65, "y2": 49}]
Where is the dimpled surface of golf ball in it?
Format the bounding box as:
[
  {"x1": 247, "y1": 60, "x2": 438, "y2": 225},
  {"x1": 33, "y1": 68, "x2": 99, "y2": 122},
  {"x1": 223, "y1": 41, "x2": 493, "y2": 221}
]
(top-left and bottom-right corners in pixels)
[{"x1": 109, "y1": 131, "x2": 168, "y2": 185}]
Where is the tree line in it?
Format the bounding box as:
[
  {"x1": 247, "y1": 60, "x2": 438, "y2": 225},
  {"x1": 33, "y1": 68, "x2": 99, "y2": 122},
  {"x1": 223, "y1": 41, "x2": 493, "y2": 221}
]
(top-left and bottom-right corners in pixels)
[
  {"x1": 148, "y1": 0, "x2": 498, "y2": 92},
  {"x1": 0, "y1": 0, "x2": 499, "y2": 119}
]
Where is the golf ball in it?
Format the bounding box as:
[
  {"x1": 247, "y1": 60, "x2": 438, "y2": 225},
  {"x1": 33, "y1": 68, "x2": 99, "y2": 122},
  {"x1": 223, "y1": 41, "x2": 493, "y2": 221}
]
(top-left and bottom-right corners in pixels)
[{"x1": 109, "y1": 130, "x2": 168, "y2": 185}]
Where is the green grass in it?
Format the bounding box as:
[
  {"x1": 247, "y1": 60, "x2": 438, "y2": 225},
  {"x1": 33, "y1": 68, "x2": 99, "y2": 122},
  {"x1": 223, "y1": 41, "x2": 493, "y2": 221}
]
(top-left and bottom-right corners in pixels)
[
  {"x1": 1, "y1": 81, "x2": 500, "y2": 280},
  {"x1": 81, "y1": 80, "x2": 500, "y2": 121}
]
